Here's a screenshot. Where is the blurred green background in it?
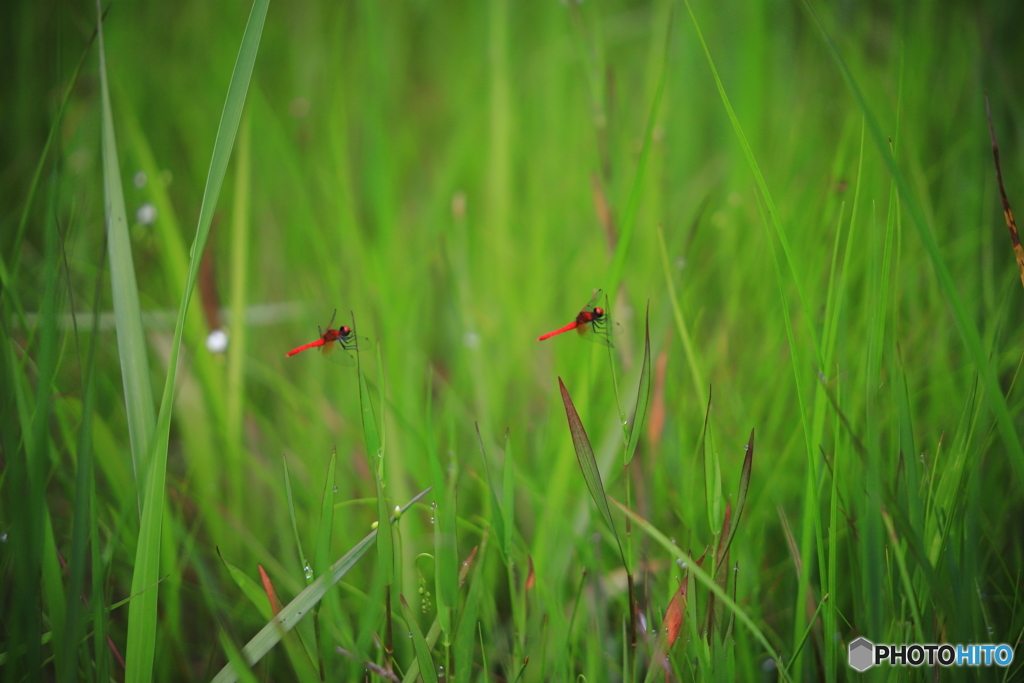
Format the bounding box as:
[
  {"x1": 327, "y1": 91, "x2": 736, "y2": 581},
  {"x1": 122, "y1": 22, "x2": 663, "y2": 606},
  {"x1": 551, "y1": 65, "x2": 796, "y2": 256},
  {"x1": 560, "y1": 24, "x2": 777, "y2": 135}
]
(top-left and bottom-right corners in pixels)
[{"x1": 3, "y1": 0, "x2": 1024, "y2": 681}]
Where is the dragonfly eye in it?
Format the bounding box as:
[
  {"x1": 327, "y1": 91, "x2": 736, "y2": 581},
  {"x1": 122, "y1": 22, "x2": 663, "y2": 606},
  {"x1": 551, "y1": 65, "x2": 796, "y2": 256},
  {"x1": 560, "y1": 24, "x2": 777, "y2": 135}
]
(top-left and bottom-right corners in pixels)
[
  {"x1": 593, "y1": 307, "x2": 604, "y2": 317},
  {"x1": 339, "y1": 325, "x2": 352, "y2": 336}
]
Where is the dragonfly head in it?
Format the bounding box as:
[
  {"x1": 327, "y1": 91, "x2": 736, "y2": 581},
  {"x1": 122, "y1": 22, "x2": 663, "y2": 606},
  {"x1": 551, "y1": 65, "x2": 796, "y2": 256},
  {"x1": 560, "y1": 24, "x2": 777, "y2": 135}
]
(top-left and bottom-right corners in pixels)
[{"x1": 593, "y1": 307, "x2": 605, "y2": 318}]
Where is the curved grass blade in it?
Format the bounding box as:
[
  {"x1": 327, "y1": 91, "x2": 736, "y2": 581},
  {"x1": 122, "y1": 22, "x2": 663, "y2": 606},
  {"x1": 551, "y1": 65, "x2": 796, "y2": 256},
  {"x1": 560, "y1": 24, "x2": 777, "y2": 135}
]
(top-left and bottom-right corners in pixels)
[
  {"x1": 606, "y1": 6, "x2": 674, "y2": 294},
  {"x1": 475, "y1": 423, "x2": 510, "y2": 563},
  {"x1": 314, "y1": 449, "x2": 337, "y2": 577},
  {"x1": 353, "y1": 314, "x2": 394, "y2": 587},
  {"x1": 95, "y1": 0, "x2": 155, "y2": 504},
  {"x1": 0, "y1": 7, "x2": 105, "y2": 321},
  {"x1": 219, "y1": 631, "x2": 260, "y2": 683},
  {"x1": 60, "y1": 241, "x2": 106, "y2": 683},
  {"x1": 985, "y1": 95, "x2": 1024, "y2": 290},
  {"x1": 217, "y1": 552, "x2": 320, "y2": 683},
  {"x1": 610, "y1": 498, "x2": 791, "y2": 683},
  {"x1": 802, "y1": 0, "x2": 1024, "y2": 481},
  {"x1": 124, "y1": 1, "x2": 269, "y2": 680},
  {"x1": 715, "y1": 429, "x2": 753, "y2": 575},
  {"x1": 400, "y1": 595, "x2": 439, "y2": 683},
  {"x1": 404, "y1": 545, "x2": 481, "y2": 683},
  {"x1": 624, "y1": 302, "x2": 652, "y2": 466},
  {"x1": 432, "y1": 478, "x2": 459, "y2": 638},
  {"x1": 681, "y1": 0, "x2": 821, "y2": 368},
  {"x1": 557, "y1": 377, "x2": 623, "y2": 561},
  {"x1": 210, "y1": 487, "x2": 431, "y2": 683},
  {"x1": 282, "y1": 456, "x2": 312, "y2": 584},
  {"x1": 656, "y1": 224, "x2": 706, "y2": 406},
  {"x1": 642, "y1": 574, "x2": 688, "y2": 683}
]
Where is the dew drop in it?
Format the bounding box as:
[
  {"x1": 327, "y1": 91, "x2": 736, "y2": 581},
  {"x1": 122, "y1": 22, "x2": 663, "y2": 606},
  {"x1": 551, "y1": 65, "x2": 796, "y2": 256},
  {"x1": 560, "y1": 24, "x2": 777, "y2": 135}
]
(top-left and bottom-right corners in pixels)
[
  {"x1": 136, "y1": 202, "x2": 158, "y2": 226},
  {"x1": 303, "y1": 564, "x2": 313, "y2": 580},
  {"x1": 333, "y1": 485, "x2": 338, "y2": 493}
]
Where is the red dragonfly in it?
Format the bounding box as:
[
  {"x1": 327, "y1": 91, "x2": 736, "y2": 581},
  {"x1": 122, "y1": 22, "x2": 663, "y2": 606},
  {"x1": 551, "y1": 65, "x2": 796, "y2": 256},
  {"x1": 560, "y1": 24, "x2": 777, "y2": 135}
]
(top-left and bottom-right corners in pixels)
[
  {"x1": 537, "y1": 289, "x2": 613, "y2": 347},
  {"x1": 286, "y1": 309, "x2": 363, "y2": 358}
]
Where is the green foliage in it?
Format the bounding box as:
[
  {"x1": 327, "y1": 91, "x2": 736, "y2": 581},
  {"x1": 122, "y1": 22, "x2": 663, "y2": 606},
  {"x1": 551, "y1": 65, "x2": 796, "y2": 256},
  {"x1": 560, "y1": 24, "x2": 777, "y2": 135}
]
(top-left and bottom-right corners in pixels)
[{"x1": 3, "y1": 0, "x2": 1024, "y2": 681}]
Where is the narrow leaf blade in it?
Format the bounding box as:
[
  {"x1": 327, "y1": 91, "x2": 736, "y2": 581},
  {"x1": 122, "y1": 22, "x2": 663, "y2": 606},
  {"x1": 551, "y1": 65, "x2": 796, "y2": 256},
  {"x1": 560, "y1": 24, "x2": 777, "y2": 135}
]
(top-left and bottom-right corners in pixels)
[
  {"x1": 557, "y1": 377, "x2": 622, "y2": 557},
  {"x1": 209, "y1": 488, "x2": 431, "y2": 683},
  {"x1": 624, "y1": 303, "x2": 652, "y2": 465}
]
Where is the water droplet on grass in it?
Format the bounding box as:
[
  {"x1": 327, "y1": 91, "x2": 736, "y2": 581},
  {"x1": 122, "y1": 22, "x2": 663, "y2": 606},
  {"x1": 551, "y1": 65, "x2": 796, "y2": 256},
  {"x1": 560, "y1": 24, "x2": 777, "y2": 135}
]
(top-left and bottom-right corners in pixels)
[
  {"x1": 303, "y1": 564, "x2": 313, "y2": 580},
  {"x1": 136, "y1": 202, "x2": 158, "y2": 226},
  {"x1": 206, "y1": 329, "x2": 228, "y2": 353}
]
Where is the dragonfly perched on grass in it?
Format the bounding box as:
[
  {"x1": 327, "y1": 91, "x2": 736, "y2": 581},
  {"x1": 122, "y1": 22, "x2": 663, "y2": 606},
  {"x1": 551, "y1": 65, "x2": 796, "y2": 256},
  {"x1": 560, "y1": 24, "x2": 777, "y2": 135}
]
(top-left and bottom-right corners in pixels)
[
  {"x1": 285, "y1": 309, "x2": 368, "y2": 363},
  {"x1": 537, "y1": 289, "x2": 615, "y2": 347}
]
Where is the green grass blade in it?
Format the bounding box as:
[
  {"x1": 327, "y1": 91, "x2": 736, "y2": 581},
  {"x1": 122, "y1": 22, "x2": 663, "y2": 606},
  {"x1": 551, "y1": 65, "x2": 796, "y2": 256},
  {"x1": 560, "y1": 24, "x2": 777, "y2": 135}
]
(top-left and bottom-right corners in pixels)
[
  {"x1": 475, "y1": 423, "x2": 510, "y2": 563},
  {"x1": 282, "y1": 456, "x2": 312, "y2": 583},
  {"x1": 880, "y1": 512, "x2": 926, "y2": 645},
  {"x1": 124, "y1": 1, "x2": 269, "y2": 680},
  {"x1": 611, "y1": 498, "x2": 790, "y2": 683},
  {"x1": 803, "y1": 0, "x2": 1024, "y2": 480},
  {"x1": 433, "y1": 479, "x2": 458, "y2": 638},
  {"x1": 42, "y1": 511, "x2": 68, "y2": 676},
  {"x1": 716, "y1": 429, "x2": 753, "y2": 575},
  {"x1": 681, "y1": 0, "x2": 821, "y2": 366},
  {"x1": 60, "y1": 244, "x2": 105, "y2": 683},
  {"x1": 401, "y1": 595, "x2": 439, "y2": 683},
  {"x1": 788, "y1": 593, "x2": 829, "y2": 666},
  {"x1": 501, "y1": 429, "x2": 515, "y2": 568},
  {"x1": 217, "y1": 550, "x2": 274, "y2": 621},
  {"x1": 95, "y1": 0, "x2": 155, "y2": 501},
  {"x1": 698, "y1": 389, "x2": 717, "y2": 534},
  {"x1": 210, "y1": 488, "x2": 431, "y2": 683},
  {"x1": 354, "y1": 323, "x2": 394, "y2": 587},
  {"x1": 314, "y1": 449, "x2": 337, "y2": 576},
  {"x1": 218, "y1": 631, "x2": 260, "y2": 683},
  {"x1": 606, "y1": 7, "x2": 673, "y2": 294},
  {"x1": 557, "y1": 377, "x2": 624, "y2": 563},
  {"x1": 403, "y1": 546, "x2": 481, "y2": 683},
  {"x1": 624, "y1": 304, "x2": 652, "y2": 466},
  {"x1": 656, "y1": 224, "x2": 707, "y2": 406},
  {"x1": 217, "y1": 551, "x2": 320, "y2": 683},
  {"x1": 226, "y1": 110, "x2": 252, "y2": 499},
  {"x1": 0, "y1": 12, "x2": 101, "y2": 323},
  {"x1": 452, "y1": 546, "x2": 484, "y2": 682}
]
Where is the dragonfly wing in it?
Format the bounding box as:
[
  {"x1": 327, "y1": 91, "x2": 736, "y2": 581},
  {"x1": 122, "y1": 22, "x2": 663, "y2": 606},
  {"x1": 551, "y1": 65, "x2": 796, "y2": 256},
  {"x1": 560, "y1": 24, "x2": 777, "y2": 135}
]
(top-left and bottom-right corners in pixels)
[
  {"x1": 582, "y1": 288, "x2": 604, "y2": 314},
  {"x1": 577, "y1": 319, "x2": 614, "y2": 348}
]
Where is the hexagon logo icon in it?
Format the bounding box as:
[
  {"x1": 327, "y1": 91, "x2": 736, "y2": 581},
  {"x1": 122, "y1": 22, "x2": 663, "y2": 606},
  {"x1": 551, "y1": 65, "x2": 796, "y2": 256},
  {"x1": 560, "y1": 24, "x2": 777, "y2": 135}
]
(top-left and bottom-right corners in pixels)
[{"x1": 848, "y1": 637, "x2": 875, "y2": 672}]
